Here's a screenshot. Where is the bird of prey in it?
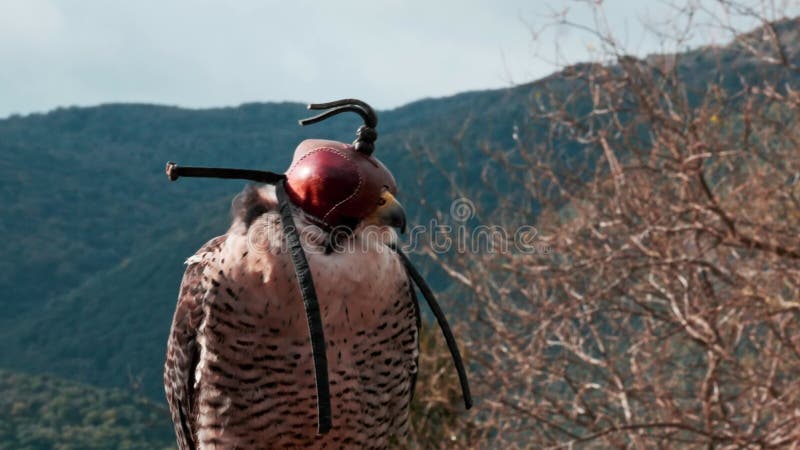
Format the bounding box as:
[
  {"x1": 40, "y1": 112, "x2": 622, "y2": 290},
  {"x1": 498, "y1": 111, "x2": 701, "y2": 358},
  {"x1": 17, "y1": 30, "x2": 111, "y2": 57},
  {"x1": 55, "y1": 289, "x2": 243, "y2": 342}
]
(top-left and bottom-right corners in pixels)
[{"x1": 163, "y1": 99, "x2": 470, "y2": 449}]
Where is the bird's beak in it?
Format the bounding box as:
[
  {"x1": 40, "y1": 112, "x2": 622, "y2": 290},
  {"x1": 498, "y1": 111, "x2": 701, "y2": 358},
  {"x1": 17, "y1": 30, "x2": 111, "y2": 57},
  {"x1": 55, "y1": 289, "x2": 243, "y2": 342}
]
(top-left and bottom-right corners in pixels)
[{"x1": 368, "y1": 190, "x2": 407, "y2": 234}]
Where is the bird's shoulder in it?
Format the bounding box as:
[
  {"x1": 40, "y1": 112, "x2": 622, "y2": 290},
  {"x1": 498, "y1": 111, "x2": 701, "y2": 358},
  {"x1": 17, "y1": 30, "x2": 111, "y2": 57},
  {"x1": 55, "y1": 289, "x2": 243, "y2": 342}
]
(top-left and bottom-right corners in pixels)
[{"x1": 173, "y1": 235, "x2": 228, "y2": 323}]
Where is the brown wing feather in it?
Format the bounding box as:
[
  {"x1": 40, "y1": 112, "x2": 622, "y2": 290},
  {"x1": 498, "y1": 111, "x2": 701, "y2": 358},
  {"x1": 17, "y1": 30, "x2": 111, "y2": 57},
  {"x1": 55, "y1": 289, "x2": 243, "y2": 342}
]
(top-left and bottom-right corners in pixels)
[
  {"x1": 407, "y1": 273, "x2": 421, "y2": 404},
  {"x1": 164, "y1": 235, "x2": 226, "y2": 450}
]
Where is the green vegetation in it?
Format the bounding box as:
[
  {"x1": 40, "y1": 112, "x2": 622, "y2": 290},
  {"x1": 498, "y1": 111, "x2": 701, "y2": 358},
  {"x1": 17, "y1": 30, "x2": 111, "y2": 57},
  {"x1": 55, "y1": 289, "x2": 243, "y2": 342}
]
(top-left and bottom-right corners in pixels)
[{"x1": 0, "y1": 369, "x2": 174, "y2": 450}]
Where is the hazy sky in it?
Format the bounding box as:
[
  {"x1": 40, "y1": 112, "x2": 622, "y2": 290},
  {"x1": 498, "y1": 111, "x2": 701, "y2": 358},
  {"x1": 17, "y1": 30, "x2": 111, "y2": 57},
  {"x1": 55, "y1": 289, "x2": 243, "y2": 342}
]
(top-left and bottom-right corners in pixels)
[{"x1": 0, "y1": 0, "x2": 785, "y2": 118}]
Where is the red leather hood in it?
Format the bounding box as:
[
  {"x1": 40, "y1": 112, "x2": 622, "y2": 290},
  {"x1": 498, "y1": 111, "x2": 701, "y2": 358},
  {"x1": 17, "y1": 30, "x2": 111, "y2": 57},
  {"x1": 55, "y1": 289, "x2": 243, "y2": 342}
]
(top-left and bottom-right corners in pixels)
[{"x1": 284, "y1": 139, "x2": 397, "y2": 228}]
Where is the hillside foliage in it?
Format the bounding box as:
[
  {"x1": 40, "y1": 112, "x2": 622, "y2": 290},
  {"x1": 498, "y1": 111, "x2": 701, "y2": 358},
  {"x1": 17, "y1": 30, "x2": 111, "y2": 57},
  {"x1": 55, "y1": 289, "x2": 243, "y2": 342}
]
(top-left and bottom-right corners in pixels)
[{"x1": 0, "y1": 370, "x2": 174, "y2": 450}]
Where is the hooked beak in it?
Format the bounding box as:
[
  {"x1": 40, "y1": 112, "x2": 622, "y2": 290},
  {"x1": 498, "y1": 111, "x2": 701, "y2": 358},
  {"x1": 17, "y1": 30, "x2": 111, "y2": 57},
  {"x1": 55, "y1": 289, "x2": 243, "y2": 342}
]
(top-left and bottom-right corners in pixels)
[{"x1": 368, "y1": 190, "x2": 407, "y2": 233}]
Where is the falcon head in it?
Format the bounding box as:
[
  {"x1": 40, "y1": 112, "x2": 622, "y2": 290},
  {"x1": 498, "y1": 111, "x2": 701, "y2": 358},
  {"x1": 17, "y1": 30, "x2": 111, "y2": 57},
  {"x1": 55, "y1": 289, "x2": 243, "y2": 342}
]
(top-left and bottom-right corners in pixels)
[
  {"x1": 284, "y1": 138, "x2": 406, "y2": 233},
  {"x1": 285, "y1": 99, "x2": 405, "y2": 234}
]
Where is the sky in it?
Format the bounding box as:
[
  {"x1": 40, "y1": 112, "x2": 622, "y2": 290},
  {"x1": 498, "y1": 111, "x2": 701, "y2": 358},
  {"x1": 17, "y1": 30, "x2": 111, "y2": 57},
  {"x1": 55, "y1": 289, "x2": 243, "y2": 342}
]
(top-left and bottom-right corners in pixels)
[{"x1": 0, "y1": 0, "x2": 790, "y2": 118}]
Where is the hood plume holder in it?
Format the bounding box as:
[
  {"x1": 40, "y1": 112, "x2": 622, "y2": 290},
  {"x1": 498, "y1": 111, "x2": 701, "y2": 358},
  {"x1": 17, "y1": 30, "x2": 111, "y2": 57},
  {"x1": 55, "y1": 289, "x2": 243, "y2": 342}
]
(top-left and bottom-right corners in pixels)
[{"x1": 299, "y1": 98, "x2": 378, "y2": 156}]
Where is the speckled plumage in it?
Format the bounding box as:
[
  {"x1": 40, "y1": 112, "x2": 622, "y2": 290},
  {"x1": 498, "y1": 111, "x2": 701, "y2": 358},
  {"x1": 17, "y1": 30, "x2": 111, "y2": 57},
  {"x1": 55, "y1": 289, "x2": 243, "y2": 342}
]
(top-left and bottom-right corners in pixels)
[{"x1": 164, "y1": 185, "x2": 420, "y2": 449}]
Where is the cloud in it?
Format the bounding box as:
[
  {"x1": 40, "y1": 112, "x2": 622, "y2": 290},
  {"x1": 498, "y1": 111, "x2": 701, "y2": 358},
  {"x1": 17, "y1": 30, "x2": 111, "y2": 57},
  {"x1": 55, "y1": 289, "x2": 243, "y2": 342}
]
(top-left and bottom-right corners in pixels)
[
  {"x1": 0, "y1": 0, "x2": 548, "y2": 117},
  {"x1": 3, "y1": 0, "x2": 784, "y2": 118},
  {"x1": 0, "y1": 0, "x2": 63, "y2": 46}
]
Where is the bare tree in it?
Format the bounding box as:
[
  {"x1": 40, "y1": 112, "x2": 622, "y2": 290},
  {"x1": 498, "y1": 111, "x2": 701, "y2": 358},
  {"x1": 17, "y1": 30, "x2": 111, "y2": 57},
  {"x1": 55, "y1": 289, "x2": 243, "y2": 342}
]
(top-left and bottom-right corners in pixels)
[{"x1": 410, "y1": 1, "x2": 800, "y2": 448}]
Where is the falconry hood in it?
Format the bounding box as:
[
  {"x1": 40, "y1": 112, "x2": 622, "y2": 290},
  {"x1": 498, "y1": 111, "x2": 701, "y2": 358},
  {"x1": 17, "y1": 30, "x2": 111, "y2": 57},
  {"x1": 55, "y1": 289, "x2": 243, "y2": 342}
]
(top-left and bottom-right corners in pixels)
[
  {"x1": 165, "y1": 98, "x2": 472, "y2": 435},
  {"x1": 284, "y1": 99, "x2": 399, "y2": 229}
]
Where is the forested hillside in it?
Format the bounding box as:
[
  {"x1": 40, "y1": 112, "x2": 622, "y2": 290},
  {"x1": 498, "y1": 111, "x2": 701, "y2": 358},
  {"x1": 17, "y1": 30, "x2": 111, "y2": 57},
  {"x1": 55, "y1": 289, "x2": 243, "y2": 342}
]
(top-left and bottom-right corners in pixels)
[{"x1": 0, "y1": 369, "x2": 174, "y2": 450}]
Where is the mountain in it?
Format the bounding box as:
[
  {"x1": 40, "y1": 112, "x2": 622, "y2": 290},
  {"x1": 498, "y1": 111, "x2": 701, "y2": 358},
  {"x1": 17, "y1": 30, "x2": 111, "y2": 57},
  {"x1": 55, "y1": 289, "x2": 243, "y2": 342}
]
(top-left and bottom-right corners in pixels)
[{"x1": 2, "y1": 16, "x2": 799, "y2": 406}]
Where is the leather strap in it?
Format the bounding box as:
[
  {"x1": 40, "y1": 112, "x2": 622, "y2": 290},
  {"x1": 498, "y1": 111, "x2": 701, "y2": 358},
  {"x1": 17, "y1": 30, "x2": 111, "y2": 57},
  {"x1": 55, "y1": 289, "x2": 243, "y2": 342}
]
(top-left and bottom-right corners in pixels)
[
  {"x1": 165, "y1": 162, "x2": 285, "y2": 184},
  {"x1": 390, "y1": 244, "x2": 473, "y2": 410},
  {"x1": 276, "y1": 181, "x2": 332, "y2": 434}
]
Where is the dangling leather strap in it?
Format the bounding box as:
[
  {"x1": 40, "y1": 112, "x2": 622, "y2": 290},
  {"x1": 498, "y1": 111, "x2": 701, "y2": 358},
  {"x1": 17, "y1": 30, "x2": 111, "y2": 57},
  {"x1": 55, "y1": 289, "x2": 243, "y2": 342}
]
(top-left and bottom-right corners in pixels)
[
  {"x1": 275, "y1": 180, "x2": 332, "y2": 434},
  {"x1": 389, "y1": 244, "x2": 473, "y2": 410},
  {"x1": 166, "y1": 162, "x2": 332, "y2": 434}
]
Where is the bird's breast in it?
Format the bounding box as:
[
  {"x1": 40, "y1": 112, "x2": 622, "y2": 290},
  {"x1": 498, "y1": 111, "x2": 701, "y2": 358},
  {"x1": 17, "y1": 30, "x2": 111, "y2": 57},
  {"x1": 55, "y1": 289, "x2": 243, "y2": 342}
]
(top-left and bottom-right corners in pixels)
[{"x1": 191, "y1": 226, "x2": 418, "y2": 448}]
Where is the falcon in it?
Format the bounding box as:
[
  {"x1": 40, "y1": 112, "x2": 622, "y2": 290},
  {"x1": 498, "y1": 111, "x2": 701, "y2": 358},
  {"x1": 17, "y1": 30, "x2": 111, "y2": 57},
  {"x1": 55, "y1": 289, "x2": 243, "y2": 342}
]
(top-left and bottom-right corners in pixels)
[{"x1": 163, "y1": 99, "x2": 470, "y2": 449}]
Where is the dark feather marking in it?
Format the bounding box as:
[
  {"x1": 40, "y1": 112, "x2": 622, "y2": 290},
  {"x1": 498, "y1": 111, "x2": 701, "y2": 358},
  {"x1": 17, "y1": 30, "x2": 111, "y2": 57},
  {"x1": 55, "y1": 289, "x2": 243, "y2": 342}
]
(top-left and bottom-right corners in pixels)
[{"x1": 232, "y1": 184, "x2": 271, "y2": 226}]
